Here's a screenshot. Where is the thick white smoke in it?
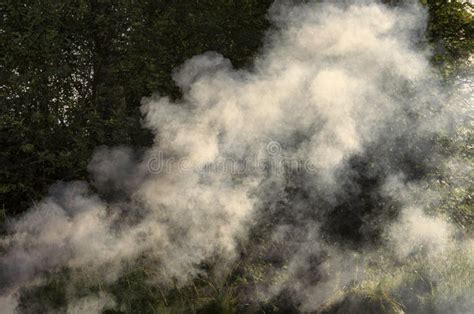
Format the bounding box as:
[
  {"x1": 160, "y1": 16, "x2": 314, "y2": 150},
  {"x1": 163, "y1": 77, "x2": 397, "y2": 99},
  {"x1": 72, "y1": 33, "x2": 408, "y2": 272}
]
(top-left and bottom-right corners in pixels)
[{"x1": 1, "y1": 0, "x2": 472, "y2": 312}]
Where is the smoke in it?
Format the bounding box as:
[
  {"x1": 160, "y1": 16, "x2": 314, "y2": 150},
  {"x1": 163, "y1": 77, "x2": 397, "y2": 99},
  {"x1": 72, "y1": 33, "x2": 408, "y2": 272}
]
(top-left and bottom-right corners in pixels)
[{"x1": 1, "y1": 0, "x2": 472, "y2": 312}]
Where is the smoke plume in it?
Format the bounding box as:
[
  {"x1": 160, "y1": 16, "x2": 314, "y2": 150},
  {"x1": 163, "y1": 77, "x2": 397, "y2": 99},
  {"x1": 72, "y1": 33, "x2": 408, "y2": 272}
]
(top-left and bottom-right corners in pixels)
[{"x1": 1, "y1": 0, "x2": 472, "y2": 312}]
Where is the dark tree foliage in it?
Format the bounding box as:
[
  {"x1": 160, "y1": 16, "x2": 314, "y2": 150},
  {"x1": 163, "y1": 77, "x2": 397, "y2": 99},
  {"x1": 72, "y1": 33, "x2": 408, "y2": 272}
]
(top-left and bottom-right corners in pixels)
[
  {"x1": 1, "y1": 0, "x2": 272, "y2": 216},
  {"x1": 2, "y1": 1, "x2": 471, "y2": 218},
  {"x1": 425, "y1": 0, "x2": 473, "y2": 70}
]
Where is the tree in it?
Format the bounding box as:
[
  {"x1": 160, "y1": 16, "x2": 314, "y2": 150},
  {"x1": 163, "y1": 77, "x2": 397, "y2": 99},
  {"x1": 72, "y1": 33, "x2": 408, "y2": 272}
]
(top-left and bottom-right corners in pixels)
[{"x1": 1, "y1": 0, "x2": 272, "y2": 217}]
